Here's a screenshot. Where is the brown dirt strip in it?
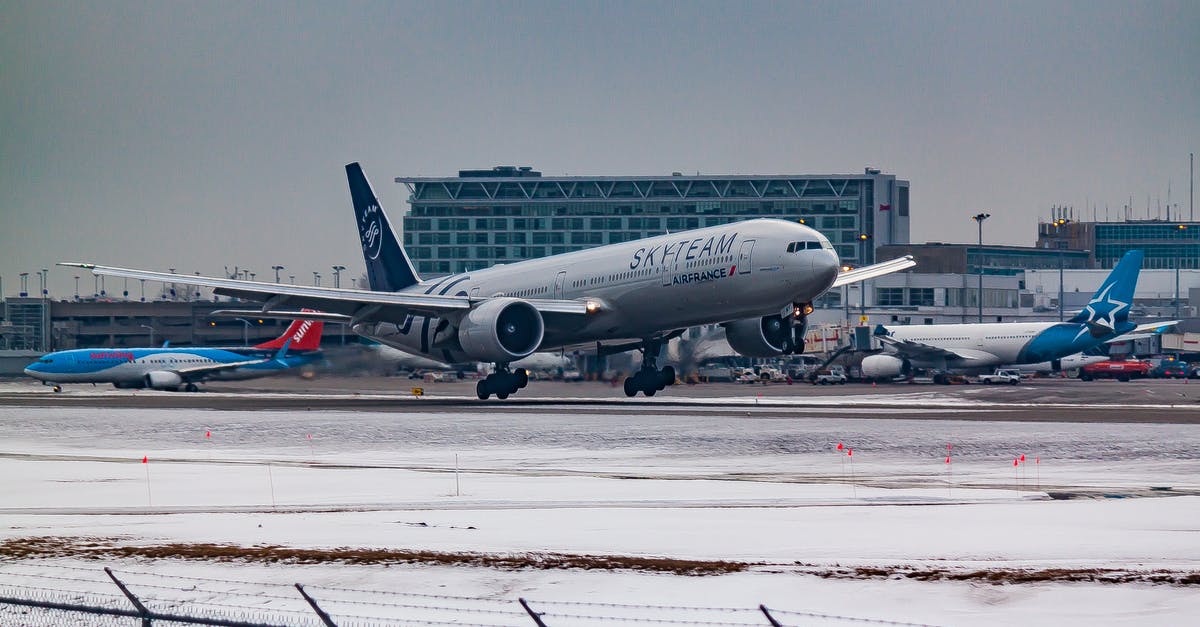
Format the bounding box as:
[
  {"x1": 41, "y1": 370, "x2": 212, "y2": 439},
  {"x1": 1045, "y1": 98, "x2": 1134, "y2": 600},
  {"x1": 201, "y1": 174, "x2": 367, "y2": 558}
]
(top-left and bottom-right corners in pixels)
[{"x1": 3, "y1": 537, "x2": 1198, "y2": 584}]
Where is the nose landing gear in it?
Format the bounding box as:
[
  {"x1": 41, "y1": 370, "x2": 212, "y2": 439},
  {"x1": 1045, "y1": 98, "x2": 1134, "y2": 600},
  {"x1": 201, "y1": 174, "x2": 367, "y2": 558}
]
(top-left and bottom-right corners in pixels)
[{"x1": 476, "y1": 365, "x2": 529, "y2": 400}]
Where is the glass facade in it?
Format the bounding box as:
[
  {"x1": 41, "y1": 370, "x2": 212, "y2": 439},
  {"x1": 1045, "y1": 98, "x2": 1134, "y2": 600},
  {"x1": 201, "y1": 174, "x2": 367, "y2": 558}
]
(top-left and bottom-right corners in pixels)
[
  {"x1": 1094, "y1": 223, "x2": 1200, "y2": 270},
  {"x1": 397, "y1": 170, "x2": 908, "y2": 276}
]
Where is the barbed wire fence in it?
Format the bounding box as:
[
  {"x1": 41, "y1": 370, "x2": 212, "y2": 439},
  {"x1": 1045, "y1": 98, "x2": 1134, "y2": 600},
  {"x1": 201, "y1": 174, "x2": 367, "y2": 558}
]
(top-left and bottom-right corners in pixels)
[{"x1": 0, "y1": 563, "x2": 939, "y2": 627}]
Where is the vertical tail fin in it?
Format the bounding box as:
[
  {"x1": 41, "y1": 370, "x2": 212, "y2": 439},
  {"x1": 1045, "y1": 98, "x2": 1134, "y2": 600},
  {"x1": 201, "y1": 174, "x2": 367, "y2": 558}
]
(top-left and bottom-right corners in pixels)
[
  {"x1": 1069, "y1": 250, "x2": 1142, "y2": 331},
  {"x1": 346, "y1": 162, "x2": 421, "y2": 291},
  {"x1": 255, "y1": 313, "x2": 324, "y2": 351}
]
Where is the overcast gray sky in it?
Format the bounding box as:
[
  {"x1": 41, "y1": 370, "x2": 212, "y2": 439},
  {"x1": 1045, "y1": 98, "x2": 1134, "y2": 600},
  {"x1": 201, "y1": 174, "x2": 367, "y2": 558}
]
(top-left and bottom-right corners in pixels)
[{"x1": 2, "y1": 0, "x2": 1198, "y2": 297}]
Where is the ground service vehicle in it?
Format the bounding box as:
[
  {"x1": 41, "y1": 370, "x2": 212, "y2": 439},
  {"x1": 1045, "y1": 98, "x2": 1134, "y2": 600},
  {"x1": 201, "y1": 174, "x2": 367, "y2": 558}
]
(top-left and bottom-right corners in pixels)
[
  {"x1": 1079, "y1": 359, "x2": 1152, "y2": 381},
  {"x1": 813, "y1": 366, "x2": 847, "y2": 385},
  {"x1": 978, "y1": 368, "x2": 1022, "y2": 385},
  {"x1": 1151, "y1": 360, "x2": 1189, "y2": 379}
]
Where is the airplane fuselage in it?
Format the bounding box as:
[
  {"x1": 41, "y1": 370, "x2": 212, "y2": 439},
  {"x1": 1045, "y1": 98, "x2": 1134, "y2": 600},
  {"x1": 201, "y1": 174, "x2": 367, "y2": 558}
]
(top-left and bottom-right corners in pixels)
[
  {"x1": 879, "y1": 321, "x2": 1117, "y2": 371},
  {"x1": 24, "y1": 348, "x2": 320, "y2": 385},
  {"x1": 360, "y1": 219, "x2": 840, "y2": 363}
]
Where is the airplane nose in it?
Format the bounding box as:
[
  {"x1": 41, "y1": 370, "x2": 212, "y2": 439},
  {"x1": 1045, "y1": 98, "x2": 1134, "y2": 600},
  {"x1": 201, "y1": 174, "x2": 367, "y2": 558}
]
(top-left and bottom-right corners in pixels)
[
  {"x1": 811, "y1": 250, "x2": 839, "y2": 292},
  {"x1": 23, "y1": 367, "x2": 42, "y2": 380}
]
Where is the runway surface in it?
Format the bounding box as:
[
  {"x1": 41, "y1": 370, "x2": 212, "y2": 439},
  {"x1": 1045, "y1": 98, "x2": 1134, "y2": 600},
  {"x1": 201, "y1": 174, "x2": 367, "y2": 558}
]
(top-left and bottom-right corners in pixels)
[{"x1": 2, "y1": 376, "x2": 1198, "y2": 625}]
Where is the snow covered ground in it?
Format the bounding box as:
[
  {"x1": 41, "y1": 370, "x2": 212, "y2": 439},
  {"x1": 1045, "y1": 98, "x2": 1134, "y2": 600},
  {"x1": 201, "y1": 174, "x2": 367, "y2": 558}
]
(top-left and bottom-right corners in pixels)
[{"x1": 1, "y1": 404, "x2": 1198, "y2": 625}]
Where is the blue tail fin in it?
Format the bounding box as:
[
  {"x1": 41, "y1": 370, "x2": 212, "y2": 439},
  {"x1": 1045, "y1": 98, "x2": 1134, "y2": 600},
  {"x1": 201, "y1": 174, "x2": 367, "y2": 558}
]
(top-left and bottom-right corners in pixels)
[
  {"x1": 1069, "y1": 250, "x2": 1142, "y2": 332},
  {"x1": 346, "y1": 162, "x2": 421, "y2": 291}
]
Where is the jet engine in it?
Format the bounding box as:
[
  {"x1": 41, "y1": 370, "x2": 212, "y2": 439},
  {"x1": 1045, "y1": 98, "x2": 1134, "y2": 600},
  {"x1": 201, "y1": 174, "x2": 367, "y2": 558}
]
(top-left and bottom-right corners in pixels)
[
  {"x1": 723, "y1": 314, "x2": 803, "y2": 357},
  {"x1": 457, "y1": 297, "x2": 544, "y2": 363},
  {"x1": 860, "y1": 354, "x2": 912, "y2": 380},
  {"x1": 143, "y1": 371, "x2": 183, "y2": 390}
]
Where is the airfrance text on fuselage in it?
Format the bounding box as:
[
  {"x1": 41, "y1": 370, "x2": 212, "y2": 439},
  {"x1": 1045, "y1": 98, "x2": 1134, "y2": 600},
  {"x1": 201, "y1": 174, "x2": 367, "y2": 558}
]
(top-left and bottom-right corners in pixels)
[{"x1": 629, "y1": 232, "x2": 738, "y2": 270}]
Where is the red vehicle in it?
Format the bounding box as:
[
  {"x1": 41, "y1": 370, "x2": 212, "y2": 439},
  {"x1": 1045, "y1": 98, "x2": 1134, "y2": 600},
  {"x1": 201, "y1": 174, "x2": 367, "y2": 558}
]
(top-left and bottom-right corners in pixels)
[{"x1": 1078, "y1": 359, "x2": 1152, "y2": 382}]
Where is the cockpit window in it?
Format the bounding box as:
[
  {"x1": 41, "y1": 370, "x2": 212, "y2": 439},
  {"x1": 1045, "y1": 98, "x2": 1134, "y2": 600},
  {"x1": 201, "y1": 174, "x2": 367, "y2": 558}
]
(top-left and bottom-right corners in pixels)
[
  {"x1": 788, "y1": 241, "x2": 826, "y2": 253},
  {"x1": 38, "y1": 358, "x2": 53, "y2": 364}
]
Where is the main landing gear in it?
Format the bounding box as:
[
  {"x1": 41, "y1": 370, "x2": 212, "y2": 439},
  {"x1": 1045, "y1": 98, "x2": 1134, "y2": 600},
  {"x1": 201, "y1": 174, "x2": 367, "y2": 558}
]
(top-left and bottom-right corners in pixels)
[
  {"x1": 476, "y1": 366, "x2": 529, "y2": 400},
  {"x1": 623, "y1": 339, "x2": 676, "y2": 398}
]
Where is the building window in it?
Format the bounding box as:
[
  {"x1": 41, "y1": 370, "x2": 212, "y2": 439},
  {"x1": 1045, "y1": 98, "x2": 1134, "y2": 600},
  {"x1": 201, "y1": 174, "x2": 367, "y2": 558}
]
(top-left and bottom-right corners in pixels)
[
  {"x1": 876, "y1": 288, "x2": 905, "y2": 306},
  {"x1": 908, "y1": 288, "x2": 935, "y2": 307}
]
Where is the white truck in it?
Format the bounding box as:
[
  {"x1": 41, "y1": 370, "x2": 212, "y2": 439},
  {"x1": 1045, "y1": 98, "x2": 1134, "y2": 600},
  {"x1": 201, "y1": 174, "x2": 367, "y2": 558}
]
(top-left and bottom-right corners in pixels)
[
  {"x1": 812, "y1": 366, "x2": 848, "y2": 385},
  {"x1": 977, "y1": 368, "x2": 1022, "y2": 385}
]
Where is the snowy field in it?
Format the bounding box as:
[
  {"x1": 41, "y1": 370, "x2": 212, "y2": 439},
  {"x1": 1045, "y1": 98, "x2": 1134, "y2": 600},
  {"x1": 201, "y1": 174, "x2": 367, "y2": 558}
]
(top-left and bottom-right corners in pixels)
[{"x1": 1, "y1": 404, "x2": 1198, "y2": 625}]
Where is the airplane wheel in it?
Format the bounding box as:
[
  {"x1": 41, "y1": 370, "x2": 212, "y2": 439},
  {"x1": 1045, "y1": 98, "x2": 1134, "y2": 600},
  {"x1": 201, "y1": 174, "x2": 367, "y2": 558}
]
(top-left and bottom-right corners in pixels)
[
  {"x1": 185, "y1": 383, "x2": 199, "y2": 392},
  {"x1": 643, "y1": 387, "x2": 656, "y2": 397},
  {"x1": 659, "y1": 366, "x2": 676, "y2": 389},
  {"x1": 623, "y1": 377, "x2": 638, "y2": 397},
  {"x1": 496, "y1": 391, "x2": 509, "y2": 400},
  {"x1": 476, "y1": 380, "x2": 490, "y2": 400},
  {"x1": 514, "y1": 368, "x2": 529, "y2": 389},
  {"x1": 52, "y1": 385, "x2": 62, "y2": 393}
]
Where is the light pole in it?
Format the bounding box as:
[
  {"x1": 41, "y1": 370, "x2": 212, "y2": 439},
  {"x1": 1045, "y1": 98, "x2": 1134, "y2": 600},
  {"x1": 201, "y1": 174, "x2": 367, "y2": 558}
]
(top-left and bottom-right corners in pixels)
[
  {"x1": 972, "y1": 213, "x2": 991, "y2": 323},
  {"x1": 858, "y1": 234, "x2": 870, "y2": 323},
  {"x1": 74, "y1": 276, "x2": 80, "y2": 300},
  {"x1": 194, "y1": 272, "x2": 201, "y2": 300},
  {"x1": 313, "y1": 272, "x2": 321, "y2": 287},
  {"x1": 39, "y1": 268, "x2": 48, "y2": 298},
  {"x1": 1177, "y1": 225, "x2": 1187, "y2": 320},
  {"x1": 272, "y1": 265, "x2": 285, "y2": 283},
  {"x1": 1053, "y1": 218, "x2": 1070, "y2": 321},
  {"x1": 235, "y1": 318, "x2": 253, "y2": 346},
  {"x1": 123, "y1": 277, "x2": 129, "y2": 300},
  {"x1": 332, "y1": 265, "x2": 346, "y2": 289},
  {"x1": 289, "y1": 275, "x2": 295, "y2": 285},
  {"x1": 19, "y1": 272, "x2": 29, "y2": 297},
  {"x1": 140, "y1": 324, "x2": 155, "y2": 347}
]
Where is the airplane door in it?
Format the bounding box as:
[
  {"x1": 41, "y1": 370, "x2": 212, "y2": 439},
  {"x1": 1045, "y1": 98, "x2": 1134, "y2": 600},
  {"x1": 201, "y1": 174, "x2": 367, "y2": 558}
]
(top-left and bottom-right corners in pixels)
[
  {"x1": 553, "y1": 271, "x2": 566, "y2": 299},
  {"x1": 738, "y1": 240, "x2": 755, "y2": 275}
]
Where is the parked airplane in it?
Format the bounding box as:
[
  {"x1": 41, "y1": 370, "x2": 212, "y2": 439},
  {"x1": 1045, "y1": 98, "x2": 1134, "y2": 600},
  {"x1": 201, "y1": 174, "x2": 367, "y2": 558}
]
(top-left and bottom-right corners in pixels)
[
  {"x1": 24, "y1": 317, "x2": 324, "y2": 392},
  {"x1": 1013, "y1": 352, "x2": 1108, "y2": 375},
  {"x1": 64, "y1": 163, "x2": 914, "y2": 399},
  {"x1": 861, "y1": 250, "x2": 1177, "y2": 382}
]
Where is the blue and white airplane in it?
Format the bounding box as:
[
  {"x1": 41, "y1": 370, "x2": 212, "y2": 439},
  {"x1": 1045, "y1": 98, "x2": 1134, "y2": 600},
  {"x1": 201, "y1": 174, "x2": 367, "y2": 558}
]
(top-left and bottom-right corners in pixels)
[
  {"x1": 861, "y1": 250, "x2": 1178, "y2": 382},
  {"x1": 24, "y1": 318, "x2": 324, "y2": 392}
]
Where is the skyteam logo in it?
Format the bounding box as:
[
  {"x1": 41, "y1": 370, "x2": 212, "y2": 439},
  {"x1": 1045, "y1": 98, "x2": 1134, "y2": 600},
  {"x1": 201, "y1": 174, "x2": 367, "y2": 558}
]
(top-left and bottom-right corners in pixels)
[
  {"x1": 1076, "y1": 282, "x2": 1128, "y2": 336},
  {"x1": 360, "y1": 203, "x2": 383, "y2": 260}
]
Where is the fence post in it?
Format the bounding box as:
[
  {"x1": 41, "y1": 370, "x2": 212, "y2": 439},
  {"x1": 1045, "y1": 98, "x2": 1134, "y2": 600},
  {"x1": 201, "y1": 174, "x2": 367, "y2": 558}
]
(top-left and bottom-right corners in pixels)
[
  {"x1": 295, "y1": 583, "x2": 337, "y2": 627},
  {"x1": 759, "y1": 604, "x2": 783, "y2": 627},
  {"x1": 104, "y1": 567, "x2": 151, "y2": 627},
  {"x1": 518, "y1": 598, "x2": 549, "y2": 627}
]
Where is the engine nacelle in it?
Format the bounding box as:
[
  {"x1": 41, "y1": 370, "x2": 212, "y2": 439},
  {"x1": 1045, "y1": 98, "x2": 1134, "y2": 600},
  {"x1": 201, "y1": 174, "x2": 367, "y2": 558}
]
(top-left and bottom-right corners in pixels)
[
  {"x1": 457, "y1": 297, "x2": 545, "y2": 363},
  {"x1": 724, "y1": 315, "x2": 798, "y2": 357},
  {"x1": 144, "y1": 371, "x2": 183, "y2": 390},
  {"x1": 861, "y1": 354, "x2": 912, "y2": 379}
]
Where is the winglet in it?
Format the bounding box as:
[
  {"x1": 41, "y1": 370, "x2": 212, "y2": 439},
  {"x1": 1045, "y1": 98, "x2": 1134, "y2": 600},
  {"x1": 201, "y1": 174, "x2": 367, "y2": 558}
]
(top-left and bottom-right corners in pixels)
[{"x1": 274, "y1": 338, "x2": 293, "y2": 362}]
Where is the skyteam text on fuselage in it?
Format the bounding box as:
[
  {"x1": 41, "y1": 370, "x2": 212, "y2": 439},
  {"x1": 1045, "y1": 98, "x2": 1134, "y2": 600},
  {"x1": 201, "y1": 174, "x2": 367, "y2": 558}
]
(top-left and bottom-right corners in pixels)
[
  {"x1": 64, "y1": 162, "x2": 915, "y2": 400},
  {"x1": 860, "y1": 250, "x2": 1176, "y2": 382},
  {"x1": 24, "y1": 317, "x2": 324, "y2": 392}
]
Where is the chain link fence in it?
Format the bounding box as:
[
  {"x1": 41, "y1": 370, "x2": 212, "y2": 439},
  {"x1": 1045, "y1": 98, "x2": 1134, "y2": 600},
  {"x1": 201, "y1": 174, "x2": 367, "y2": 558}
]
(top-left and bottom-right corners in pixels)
[{"x1": 0, "y1": 564, "x2": 938, "y2": 627}]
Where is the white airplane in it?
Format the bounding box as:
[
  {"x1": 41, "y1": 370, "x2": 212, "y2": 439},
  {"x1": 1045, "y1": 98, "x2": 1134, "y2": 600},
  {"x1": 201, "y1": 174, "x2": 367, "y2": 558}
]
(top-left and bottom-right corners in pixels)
[
  {"x1": 65, "y1": 163, "x2": 914, "y2": 399},
  {"x1": 860, "y1": 250, "x2": 1178, "y2": 383}
]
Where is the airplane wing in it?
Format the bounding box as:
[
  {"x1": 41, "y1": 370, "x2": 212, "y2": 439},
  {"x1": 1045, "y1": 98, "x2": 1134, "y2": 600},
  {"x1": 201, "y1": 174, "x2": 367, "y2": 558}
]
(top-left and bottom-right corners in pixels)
[
  {"x1": 60, "y1": 263, "x2": 591, "y2": 321},
  {"x1": 831, "y1": 256, "x2": 916, "y2": 288},
  {"x1": 171, "y1": 358, "x2": 270, "y2": 379},
  {"x1": 875, "y1": 334, "x2": 978, "y2": 361}
]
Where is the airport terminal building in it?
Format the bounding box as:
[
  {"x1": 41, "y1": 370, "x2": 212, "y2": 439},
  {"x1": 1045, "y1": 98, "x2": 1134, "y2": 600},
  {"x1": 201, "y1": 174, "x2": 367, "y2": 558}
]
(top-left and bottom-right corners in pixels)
[{"x1": 395, "y1": 166, "x2": 910, "y2": 276}]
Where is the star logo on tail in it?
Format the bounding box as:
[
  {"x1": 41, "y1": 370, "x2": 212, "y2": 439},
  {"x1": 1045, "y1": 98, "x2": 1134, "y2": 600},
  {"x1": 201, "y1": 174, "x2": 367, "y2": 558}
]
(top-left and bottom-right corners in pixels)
[{"x1": 1075, "y1": 282, "x2": 1129, "y2": 338}]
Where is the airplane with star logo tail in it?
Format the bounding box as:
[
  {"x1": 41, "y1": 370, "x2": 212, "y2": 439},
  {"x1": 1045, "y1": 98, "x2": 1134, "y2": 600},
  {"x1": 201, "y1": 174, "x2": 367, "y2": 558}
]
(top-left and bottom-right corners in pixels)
[
  {"x1": 861, "y1": 250, "x2": 1179, "y2": 383},
  {"x1": 62, "y1": 162, "x2": 915, "y2": 400}
]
